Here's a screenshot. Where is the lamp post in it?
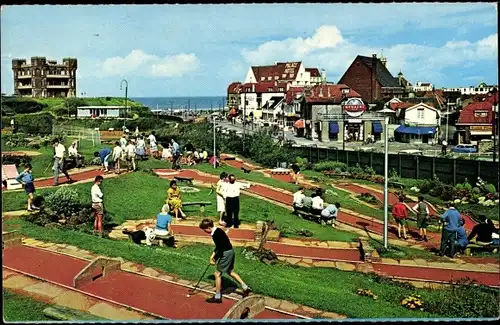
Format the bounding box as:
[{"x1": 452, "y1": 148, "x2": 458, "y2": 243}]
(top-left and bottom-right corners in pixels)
[
  {"x1": 120, "y1": 79, "x2": 128, "y2": 128},
  {"x1": 213, "y1": 113, "x2": 217, "y2": 168},
  {"x1": 378, "y1": 108, "x2": 396, "y2": 249}
]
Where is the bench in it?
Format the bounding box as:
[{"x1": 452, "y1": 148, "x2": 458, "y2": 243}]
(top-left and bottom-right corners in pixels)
[
  {"x1": 241, "y1": 165, "x2": 251, "y2": 173},
  {"x1": 464, "y1": 241, "x2": 499, "y2": 256},
  {"x1": 294, "y1": 206, "x2": 332, "y2": 225},
  {"x1": 388, "y1": 180, "x2": 405, "y2": 189},
  {"x1": 174, "y1": 176, "x2": 194, "y2": 185},
  {"x1": 2, "y1": 164, "x2": 22, "y2": 190},
  {"x1": 152, "y1": 233, "x2": 176, "y2": 247},
  {"x1": 182, "y1": 201, "x2": 212, "y2": 216}
]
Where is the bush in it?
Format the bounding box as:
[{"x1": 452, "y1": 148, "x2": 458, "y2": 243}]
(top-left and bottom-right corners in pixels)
[
  {"x1": 440, "y1": 185, "x2": 456, "y2": 201},
  {"x1": 484, "y1": 184, "x2": 497, "y2": 195},
  {"x1": 1, "y1": 154, "x2": 32, "y2": 167},
  {"x1": 472, "y1": 187, "x2": 481, "y2": 194},
  {"x1": 0, "y1": 96, "x2": 47, "y2": 115},
  {"x1": 455, "y1": 184, "x2": 464, "y2": 190},
  {"x1": 15, "y1": 112, "x2": 54, "y2": 135},
  {"x1": 3, "y1": 133, "x2": 30, "y2": 147},
  {"x1": 313, "y1": 161, "x2": 347, "y2": 172},
  {"x1": 44, "y1": 187, "x2": 82, "y2": 218},
  {"x1": 463, "y1": 182, "x2": 473, "y2": 191}
]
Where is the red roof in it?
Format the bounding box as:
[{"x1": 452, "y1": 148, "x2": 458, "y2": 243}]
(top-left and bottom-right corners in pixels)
[
  {"x1": 251, "y1": 62, "x2": 302, "y2": 82},
  {"x1": 457, "y1": 102, "x2": 493, "y2": 125},
  {"x1": 240, "y1": 82, "x2": 288, "y2": 93},
  {"x1": 391, "y1": 102, "x2": 414, "y2": 110},
  {"x1": 305, "y1": 84, "x2": 360, "y2": 104},
  {"x1": 227, "y1": 82, "x2": 242, "y2": 93},
  {"x1": 305, "y1": 68, "x2": 320, "y2": 77},
  {"x1": 285, "y1": 87, "x2": 305, "y2": 104},
  {"x1": 484, "y1": 92, "x2": 498, "y2": 105}
]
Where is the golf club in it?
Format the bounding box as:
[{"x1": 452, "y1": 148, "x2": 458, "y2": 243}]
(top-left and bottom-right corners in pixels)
[
  {"x1": 43, "y1": 160, "x2": 54, "y2": 174},
  {"x1": 187, "y1": 262, "x2": 212, "y2": 296}
]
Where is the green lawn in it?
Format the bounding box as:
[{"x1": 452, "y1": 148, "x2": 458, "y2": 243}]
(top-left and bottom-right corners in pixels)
[
  {"x1": 5, "y1": 218, "x2": 498, "y2": 319},
  {"x1": 3, "y1": 290, "x2": 53, "y2": 321},
  {"x1": 2, "y1": 172, "x2": 357, "y2": 242}
]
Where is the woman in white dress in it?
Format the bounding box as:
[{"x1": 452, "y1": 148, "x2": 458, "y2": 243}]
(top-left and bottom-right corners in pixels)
[{"x1": 216, "y1": 172, "x2": 228, "y2": 226}]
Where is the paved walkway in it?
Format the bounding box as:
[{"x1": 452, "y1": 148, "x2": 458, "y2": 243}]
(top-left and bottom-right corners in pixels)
[{"x1": 5, "y1": 241, "x2": 345, "y2": 319}]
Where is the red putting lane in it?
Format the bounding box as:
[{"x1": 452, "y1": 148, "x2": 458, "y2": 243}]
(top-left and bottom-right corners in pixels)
[
  {"x1": 3, "y1": 245, "x2": 294, "y2": 319},
  {"x1": 172, "y1": 224, "x2": 256, "y2": 241},
  {"x1": 265, "y1": 242, "x2": 362, "y2": 262},
  {"x1": 34, "y1": 169, "x2": 105, "y2": 188},
  {"x1": 2, "y1": 245, "x2": 88, "y2": 286},
  {"x1": 372, "y1": 263, "x2": 500, "y2": 287}
]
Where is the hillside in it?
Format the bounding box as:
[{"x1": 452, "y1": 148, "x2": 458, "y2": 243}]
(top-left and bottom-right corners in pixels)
[{"x1": 1, "y1": 96, "x2": 149, "y2": 117}]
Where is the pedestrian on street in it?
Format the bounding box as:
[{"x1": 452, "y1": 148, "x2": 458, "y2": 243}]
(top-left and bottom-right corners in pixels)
[
  {"x1": 392, "y1": 196, "x2": 409, "y2": 239},
  {"x1": 223, "y1": 174, "x2": 243, "y2": 229},
  {"x1": 412, "y1": 196, "x2": 430, "y2": 242},
  {"x1": 52, "y1": 138, "x2": 73, "y2": 186},
  {"x1": 441, "y1": 139, "x2": 448, "y2": 155},
  {"x1": 439, "y1": 203, "x2": 462, "y2": 257},
  {"x1": 91, "y1": 175, "x2": 105, "y2": 236},
  {"x1": 199, "y1": 218, "x2": 252, "y2": 303}
]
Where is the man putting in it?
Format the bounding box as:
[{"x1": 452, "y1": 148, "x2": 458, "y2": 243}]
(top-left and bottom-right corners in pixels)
[{"x1": 199, "y1": 218, "x2": 252, "y2": 303}]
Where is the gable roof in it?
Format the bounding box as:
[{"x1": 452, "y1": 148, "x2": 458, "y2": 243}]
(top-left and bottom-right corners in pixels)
[
  {"x1": 251, "y1": 62, "x2": 302, "y2": 82},
  {"x1": 305, "y1": 84, "x2": 360, "y2": 104},
  {"x1": 227, "y1": 82, "x2": 242, "y2": 93},
  {"x1": 285, "y1": 87, "x2": 305, "y2": 104},
  {"x1": 305, "y1": 68, "x2": 320, "y2": 77},
  {"x1": 355, "y1": 55, "x2": 401, "y2": 88},
  {"x1": 457, "y1": 102, "x2": 493, "y2": 125},
  {"x1": 241, "y1": 82, "x2": 288, "y2": 93}
]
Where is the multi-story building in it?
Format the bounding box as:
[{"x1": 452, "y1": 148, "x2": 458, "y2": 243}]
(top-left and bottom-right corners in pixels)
[
  {"x1": 390, "y1": 101, "x2": 441, "y2": 144},
  {"x1": 12, "y1": 56, "x2": 77, "y2": 98},
  {"x1": 412, "y1": 82, "x2": 434, "y2": 92},
  {"x1": 338, "y1": 54, "x2": 408, "y2": 103},
  {"x1": 243, "y1": 61, "x2": 324, "y2": 87},
  {"x1": 444, "y1": 82, "x2": 497, "y2": 96}
]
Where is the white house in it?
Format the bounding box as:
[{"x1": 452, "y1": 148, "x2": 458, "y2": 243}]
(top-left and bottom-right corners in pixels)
[
  {"x1": 412, "y1": 82, "x2": 434, "y2": 92},
  {"x1": 392, "y1": 102, "x2": 441, "y2": 144},
  {"x1": 443, "y1": 82, "x2": 497, "y2": 96},
  {"x1": 238, "y1": 82, "x2": 288, "y2": 121},
  {"x1": 77, "y1": 106, "x2": 125, "y2": 118}
]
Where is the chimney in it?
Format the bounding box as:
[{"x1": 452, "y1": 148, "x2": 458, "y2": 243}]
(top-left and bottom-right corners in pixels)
[
  {"x1": 327, "y1": 86, "x2": 330, "y2": 98},
  {"x1": 319, "y1": 86, "x2": 323, "y2": 97},
  {"x1": 252, "y1": 84, "x2": 255, "y2": 92}
]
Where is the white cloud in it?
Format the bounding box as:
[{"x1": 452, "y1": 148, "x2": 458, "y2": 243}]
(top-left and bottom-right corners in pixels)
[
  {"x1": 101, "y1": 50, "x2": 200, "y2": 77},
  {"x1": 241, "y1": 25, "x2": 498, "y2": 86}
]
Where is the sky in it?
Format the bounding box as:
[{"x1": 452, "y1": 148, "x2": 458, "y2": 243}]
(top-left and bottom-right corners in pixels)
[{"x1": 1, "y1": 3, "x2": 498, "y2": 97}]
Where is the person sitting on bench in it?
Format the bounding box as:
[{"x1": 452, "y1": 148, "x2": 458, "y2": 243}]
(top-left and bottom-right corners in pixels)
[
  {"x1": 455, "y1": 218, "x2": 469, "y2": 255},
  {"x1": 321, "y1": 203, "x2": 341, "y2": 227},
  {"x1": 202, "y1": 148, "x2": 209, "y2": 162},
  {"x1": 292, "y1": 187, "x2": 305, "y2": 212},
  {"x1": 167, "y1": 180, "x2": 186, "y2": 220},
  {"x1": 302, "y1": 195, "x2": 313, "y2": 212},
  {"x1": 193, "y1": 150, "x2": 202, "y2": 164},
  {"x1": 209, "y1": 155, "x2": 221, "y2": 167},
  {"x1": 68, "y1": 140, "x2": 84, "y2": 167},
  {"x1": 467, "y1": 216, "x2": 498, "y2": 244},
  {"x1": 311, "y1": 192, "x2": 324, "y2": 216},
  {"x1": 290, "y1": 163, "x2": 301, "y2": 184}
]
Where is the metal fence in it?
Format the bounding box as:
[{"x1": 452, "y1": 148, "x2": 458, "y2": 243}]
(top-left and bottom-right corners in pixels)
[
  {"x1": 52, "y1": 125, "x2": 101, "y2": 146},
  {"x1": 286, "y1": 146, "x2": 499, "y2": 186}
]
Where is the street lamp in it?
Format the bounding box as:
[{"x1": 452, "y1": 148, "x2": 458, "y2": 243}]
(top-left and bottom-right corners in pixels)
[
  {"x1": 213, "y1": 113, "x2": 217, "y2": 168},
  {"x1": 378, "y1": 107, "x2": 396, "y2": 249},
  {"x1": 120, "y1": 79, "x2": 128, "y2": 128}
]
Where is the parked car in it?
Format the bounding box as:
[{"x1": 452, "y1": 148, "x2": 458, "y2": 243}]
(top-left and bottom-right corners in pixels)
[{"x1": 451, "y1": 144, "x2": 478, "y2": 153}]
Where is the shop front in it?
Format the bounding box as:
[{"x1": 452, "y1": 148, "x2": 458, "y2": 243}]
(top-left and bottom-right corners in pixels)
[
  {"x1": 342, "y1": 98, "x2": 366, "y2": 142},
  {"x1": 394, "y1": 125, "x2": 437, "y2": 144},
  {"x1": 457, "y1": 125, "x2": 493, "y2": 144}
]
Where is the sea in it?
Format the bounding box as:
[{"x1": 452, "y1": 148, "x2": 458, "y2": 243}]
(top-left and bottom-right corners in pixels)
[{"x1": 131, "y1": 96, "x2": 226, "y2": 111}]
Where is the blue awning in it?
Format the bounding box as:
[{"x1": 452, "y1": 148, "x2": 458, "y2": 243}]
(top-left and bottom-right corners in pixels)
[
  {"x1": 395, "y1": 125, "x2": 436, "y2": 135},
  {"x1": 329, "y1": 121, "x2": 339, "y2": 134},
  {"x1": 372, "y1": 121, "x2": 383, "y2": 133}
]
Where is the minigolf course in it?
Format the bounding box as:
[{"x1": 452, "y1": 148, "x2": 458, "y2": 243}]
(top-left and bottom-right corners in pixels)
[{"x1": 2, "y1": 244, "x2": 298, "y2": 320}]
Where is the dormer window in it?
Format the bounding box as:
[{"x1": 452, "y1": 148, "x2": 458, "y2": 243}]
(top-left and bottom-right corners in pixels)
[
  {"x1": 342, "y1": 88, "x2": 350, "y2": 94},
  {"x1": 475, "y1": 111, "x2": 488, "y2": 118},
  {"x1": 268, "y1": 76, "x2": 272, "y2": 81},
  {"x1": 282, "y1": 73, "x2": 287, "y2": 78},
  {"x1": 268, "y1": 87, "x2": 273, "y2": 92},
  {"x1": 261, "y1": 77, "x2": 265, "y2": 81},
  {"x1": 275, "y1": 76, "x2": 279, "y2": 80}
]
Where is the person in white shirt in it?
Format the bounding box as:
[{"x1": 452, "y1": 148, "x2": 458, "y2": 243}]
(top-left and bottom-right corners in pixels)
[
  {"x1": 125, "y1": 139, "x2": 137, "y2": 171},
  {"x1": 148, "y1": 131, "x2": 158, "y2": 158},
  {"x1": 216, "y1": 172, "x2": 228, "y2": 226},
  {"x1": 91, "y1": 175, "x2": 104, "y2": 235},
  {"x1": 112, "y1": 141, "x2": 123, "y2": 174},
  {"x1": 311, "y1": 192, "x2": 324, "y2": 215},
  {"x1": 292, "y1": 187, "x2": 305, "y2": 211},
  {"x1": 120, "y1": 134, "x2": 128, "y2": 152},
  {"x1": 136, "y1": 136, "x2": 146, "y2": 161},
  {"x1": 223, "y1": 174, "x2": 245, "y2": 229},
  {"x1": 162, "y1": 144, "x2": 173, "y2": 161},
  {"x1": 52, "y1": 138, "x2": 73, "y2": 186},
  {"x1": 68, "y1": 140, "x2": 83, "y2": 167},
  {"x1": 321, "y1": 203, "x2": 341, "y2": 227}
]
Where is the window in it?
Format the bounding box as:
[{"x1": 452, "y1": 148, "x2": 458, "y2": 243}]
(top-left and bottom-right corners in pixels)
[
  {"x1": 417, "y1": 108, "x2": 424, "y2": 119},
  {"x1": 475, "y1": 111, "x2": 488, "y2": 118},
  {"x1": 261, "y1": 77, "x2": 265, "y2": 81},
  {"x1": 268, "y1": 87, "x2": 273, "y2": 92},
  {"x1": 289, "y1": 74, "x2": 294, "y2": 78},
  {"x1": 246, "y1": 88, "x2": 250, "y2": 92},
  {"x1": 282, "y1": 73, "x2": 287, "y2": 78},
  {"x1": 268, "y1": 76, "x2": 272, "y2": 81},
  {"x1": 275, "y1": 76, "x2": 279, "y2": 80},
  {"x1": 342, "y1": 88, "x2": 350, "y2": 94},
  {"x1": 300, "y1": 73, "x2": 303, "y2": 77},
  {"x1": 279, "y1": 87, "x2": 284, "y2": 92}
]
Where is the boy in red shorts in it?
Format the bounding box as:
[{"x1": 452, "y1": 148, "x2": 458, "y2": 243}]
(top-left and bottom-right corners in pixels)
[{"x1": 392, "y1": 196, "x2": 408, "y2": 239}]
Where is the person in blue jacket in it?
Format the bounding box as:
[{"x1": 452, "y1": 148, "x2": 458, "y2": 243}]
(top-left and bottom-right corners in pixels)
[
  {"x1": 16, "y1": 164, "x2": 39, "y2": 212},
  {"x1": 455, "y1": 218, "x2": 469, "y2": 255},
  {"x1": 94, "y1": 147, "x2": 112, "y2": 172}
]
